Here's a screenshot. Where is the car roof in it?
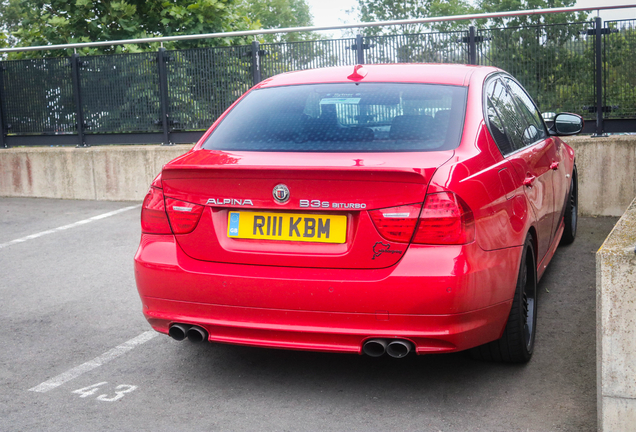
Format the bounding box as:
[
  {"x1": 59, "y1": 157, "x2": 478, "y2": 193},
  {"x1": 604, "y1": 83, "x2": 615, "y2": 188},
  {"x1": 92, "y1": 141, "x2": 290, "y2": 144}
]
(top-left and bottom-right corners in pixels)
[{"x1": 256, "y1": 63, "x2": 501, "y2": 88}]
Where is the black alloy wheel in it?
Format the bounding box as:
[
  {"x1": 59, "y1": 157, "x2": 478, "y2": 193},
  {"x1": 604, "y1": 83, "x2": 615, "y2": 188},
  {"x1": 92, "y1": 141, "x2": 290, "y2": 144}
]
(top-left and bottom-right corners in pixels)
[{"x1": 470, "y1": 235, "x2": 537, "y2": 363}]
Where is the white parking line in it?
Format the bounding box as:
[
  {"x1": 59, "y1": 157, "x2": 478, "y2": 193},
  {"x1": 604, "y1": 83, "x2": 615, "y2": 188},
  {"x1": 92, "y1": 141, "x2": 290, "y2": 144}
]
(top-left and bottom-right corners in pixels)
[
  {"x1": 0, "y1": 204, "x2": 140, "y2": 250},
  {"x1": 29, "y1": 331, "x2": 158, "y2": 393}
]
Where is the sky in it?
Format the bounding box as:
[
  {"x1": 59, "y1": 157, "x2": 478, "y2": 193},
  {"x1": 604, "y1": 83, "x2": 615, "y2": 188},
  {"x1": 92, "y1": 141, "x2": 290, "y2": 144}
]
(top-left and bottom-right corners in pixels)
[
  {"x1": 304, "y1": 0, "x2": 358, "y2": 35},
  {"x1": 574, "y1": 0, "x2": 636, "y2": 20},
  {"x1": 304, "y1": 0, "x2": 636, "y2": 33}
]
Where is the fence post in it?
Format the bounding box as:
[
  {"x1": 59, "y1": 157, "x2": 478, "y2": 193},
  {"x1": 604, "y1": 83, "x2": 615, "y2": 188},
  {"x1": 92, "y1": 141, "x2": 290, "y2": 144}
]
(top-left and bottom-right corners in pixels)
[
  {"x1": 71, "y1": 53, "x2": 87, "y2": 147},
  {"x1": 0, "y1": 62, "x2": 6, "y2": 148},
  {"x1": 468, "y1": 26, "x2": 477, "y2": 65},
  {"x1": 356, "y1": 34, "x2": 365, "y2": 64},
  {"x1": 251, "y1": 40, "x2": 262, "y2": 85},
  {"x1": 593, "y1": 16, "x2": 606, "y2": 137},
  {"x1": 157, "y1": 47, "x2": 171, "y2": 146}
]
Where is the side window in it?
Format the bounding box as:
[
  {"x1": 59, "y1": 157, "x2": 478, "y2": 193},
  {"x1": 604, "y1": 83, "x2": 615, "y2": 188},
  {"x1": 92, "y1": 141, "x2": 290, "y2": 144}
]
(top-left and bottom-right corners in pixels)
[
  {"x1": 504, "y1": 78, "x2": 547, "y2": 145},
  {"x1": 485, "y1": 77, "x2": 526, "y2": 155}
]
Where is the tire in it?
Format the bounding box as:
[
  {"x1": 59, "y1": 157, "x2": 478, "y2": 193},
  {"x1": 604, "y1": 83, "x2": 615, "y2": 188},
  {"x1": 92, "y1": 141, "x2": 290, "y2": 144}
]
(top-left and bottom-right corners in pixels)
[
  {"x1": 470, "y1": 235, "x2": 538, "y2": 363},
  {"x1": 560, "y1": 165, "x2": 578, "y2": 246}
]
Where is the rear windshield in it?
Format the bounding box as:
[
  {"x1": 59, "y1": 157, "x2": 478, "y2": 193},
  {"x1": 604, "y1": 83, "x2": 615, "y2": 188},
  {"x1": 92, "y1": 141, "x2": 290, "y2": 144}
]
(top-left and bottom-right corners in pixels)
[{"x1": 202, "y1": 83, "x2": 468, "y2": 152}]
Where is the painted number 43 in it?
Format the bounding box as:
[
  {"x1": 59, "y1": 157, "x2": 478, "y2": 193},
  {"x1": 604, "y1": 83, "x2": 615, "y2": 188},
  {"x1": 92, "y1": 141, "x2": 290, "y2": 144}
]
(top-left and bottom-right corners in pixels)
[{"x1": 72, "y1": 382, "x2": 137, "y2": 402}]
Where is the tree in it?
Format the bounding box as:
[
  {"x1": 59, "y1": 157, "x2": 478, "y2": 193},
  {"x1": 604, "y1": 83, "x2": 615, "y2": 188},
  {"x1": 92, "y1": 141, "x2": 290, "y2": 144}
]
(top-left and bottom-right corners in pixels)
[
  {"x1": 0, "y1": 31, "x2": 8, "y2": 50},
  {"x1": 354, "y1": 0, "x2": 477, "y2": 35},
  {"x1": 0, "y1": 0, "x2": 259, "y2": 58},
  {"x1": 478, "y1": 0, "x2": 588, "y2": 26},
  {"x1": 237, "y1": 0, "x2": 318, "y2": 42}
]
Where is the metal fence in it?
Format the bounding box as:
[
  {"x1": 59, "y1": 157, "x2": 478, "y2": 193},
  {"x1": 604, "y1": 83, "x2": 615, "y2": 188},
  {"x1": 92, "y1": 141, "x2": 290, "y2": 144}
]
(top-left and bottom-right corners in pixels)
[
  {"x1": 167, "y1": 45, "x2": 252, "y2": 131},
  {"x1": 365, "y1": 30, "x2": 468, "y2": 64},
  {"x1": 477, "y1": 22, "x2": 595, "y2": 118},
  {"x1": 0, "y1": 17, "x2": 634, "y2": 148},
  {"x1": 80, "y1": 52, "x2": 162, "y2": 134},
  {"x1": 1, "y1": 57, "x2": 76, "y2": 135},
  {"x1": 261, "y1": 38, "x2": 357, "y2": 80},
  {"x1": 604, "y1": 19, "x2": 636, "y2": 120}
]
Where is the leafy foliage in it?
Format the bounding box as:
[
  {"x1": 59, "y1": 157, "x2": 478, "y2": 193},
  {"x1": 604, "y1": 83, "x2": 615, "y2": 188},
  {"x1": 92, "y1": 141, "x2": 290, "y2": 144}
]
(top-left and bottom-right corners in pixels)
[
  {"x1": 0, "y1": 31, "x2": 8, "y2": 50},
  {"x1": 355, "y1": 0, "x2": 477, "y2": 35},
  {"x1": 0, "y1": 0, "x2": 259, "y2": 58},
  {"x1": 237, "y1": 0, "x2": 318, "y2": 42},
  {"x1": 478, "y1": 0, "x2": 588, "y2": 26}
]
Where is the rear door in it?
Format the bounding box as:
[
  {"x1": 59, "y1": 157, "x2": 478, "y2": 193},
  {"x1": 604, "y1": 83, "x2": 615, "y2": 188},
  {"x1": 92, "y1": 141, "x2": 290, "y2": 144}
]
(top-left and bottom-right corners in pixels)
[
  {"x1": 484, "y1": 76, "x2": 556, "y2": 262},
  {"x1": 505, "y1": 78, "x2": 563, "y2": 244}
]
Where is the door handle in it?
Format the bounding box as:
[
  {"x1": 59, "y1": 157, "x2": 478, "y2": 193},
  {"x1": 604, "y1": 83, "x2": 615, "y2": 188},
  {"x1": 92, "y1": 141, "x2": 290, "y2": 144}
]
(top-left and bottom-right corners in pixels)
[
  {"x1": 523, "y1": 175, "x2": 536, "y2": 187},
  {"x1": 550, "y1": 161, "x2": 559, "y2": 170}
]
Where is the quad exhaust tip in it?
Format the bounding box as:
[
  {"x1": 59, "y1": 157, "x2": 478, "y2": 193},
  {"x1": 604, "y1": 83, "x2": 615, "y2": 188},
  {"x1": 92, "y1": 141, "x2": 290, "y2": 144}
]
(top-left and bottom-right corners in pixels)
[
  {"x1": 168, "y1": 323, "x2": 189, "y2": 341},
  {"x1": 169, "y1": 323, "x2": 208, "y2": 343},
  {"x1": 386, "y1": 340, "x2": 413, "y2": 358},
  {"x1": 363, "y1": 338, "x2": 413, "y2": 358},
  {"x1": 362, "y1": 339, "x2": 388, "y2": 357},
  {"x1": 186, "y1": 326, "x2": 208, "y2": 343}
]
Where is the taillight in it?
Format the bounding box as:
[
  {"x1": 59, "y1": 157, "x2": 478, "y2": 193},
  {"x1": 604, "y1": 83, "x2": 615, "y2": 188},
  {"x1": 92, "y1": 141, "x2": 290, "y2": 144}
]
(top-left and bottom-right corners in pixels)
[
  {"x1": 165, "y1": 197, "x2": 204, "y2": 234},
  {"x1": 369, "y1": 193, "x2": 475, "y2": 245},
  {"x1": 412, "y1": 192, "x2": 474, "y2": 245},
  {"x1": 141, "y1": 186, "x2": 204, "y2": 235},
  {"x1": 141, "y1": 186, "x2": 172, "y2": 234},
  {"x1": 369, "y1": 204, "x2": 422, "y2": 242}
]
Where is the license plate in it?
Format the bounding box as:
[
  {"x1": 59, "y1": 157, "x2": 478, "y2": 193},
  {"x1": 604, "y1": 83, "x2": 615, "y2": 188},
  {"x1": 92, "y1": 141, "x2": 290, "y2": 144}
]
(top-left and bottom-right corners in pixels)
[{"x1": 227, "y1": 211, "x2": 347, "y2": 243}]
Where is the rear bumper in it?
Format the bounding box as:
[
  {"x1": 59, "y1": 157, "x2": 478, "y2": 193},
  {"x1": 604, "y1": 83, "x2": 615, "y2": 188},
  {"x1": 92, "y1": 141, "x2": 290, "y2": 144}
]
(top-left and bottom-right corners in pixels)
[
  {"x1": 135, "y1": 234, "x2": 522, "y2": 354},
  {"x1": 143, "y1": 298, "x2": 512, "y2": 354}
]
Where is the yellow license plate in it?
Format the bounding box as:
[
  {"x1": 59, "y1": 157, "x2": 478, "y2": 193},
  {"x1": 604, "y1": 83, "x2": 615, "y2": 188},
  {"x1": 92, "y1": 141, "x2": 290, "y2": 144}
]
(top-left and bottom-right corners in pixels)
[{"x1": 227, "y1": 211, "x2": 347, "y2": 243}]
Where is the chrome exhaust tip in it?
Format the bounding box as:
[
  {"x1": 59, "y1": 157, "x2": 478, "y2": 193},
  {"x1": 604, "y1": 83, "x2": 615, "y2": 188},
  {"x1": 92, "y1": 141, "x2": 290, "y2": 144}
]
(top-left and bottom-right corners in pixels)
[
  {"x1": 386, "y1": 340, "x2": 413, "y2": 358},
  {"x1": 362, "y1": 339, "x2": 388, "y2": 357}
]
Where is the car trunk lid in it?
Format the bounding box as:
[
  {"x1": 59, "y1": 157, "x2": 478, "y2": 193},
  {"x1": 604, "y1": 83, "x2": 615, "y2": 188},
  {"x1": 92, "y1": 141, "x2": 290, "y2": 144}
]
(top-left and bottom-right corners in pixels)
[{"x1": 161, "y1": 150, "x2": 453, "y2": 269}]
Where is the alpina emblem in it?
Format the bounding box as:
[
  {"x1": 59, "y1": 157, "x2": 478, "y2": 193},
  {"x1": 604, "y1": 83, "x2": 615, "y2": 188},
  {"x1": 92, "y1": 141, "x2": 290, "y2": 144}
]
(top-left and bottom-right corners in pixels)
[{"x1": 273, "y1": 184, "x2": 290, "y2": 203}]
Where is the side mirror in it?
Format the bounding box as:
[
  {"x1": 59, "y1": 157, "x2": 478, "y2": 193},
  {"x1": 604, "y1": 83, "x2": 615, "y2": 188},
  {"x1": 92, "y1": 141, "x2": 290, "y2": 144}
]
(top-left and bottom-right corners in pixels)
[{"x1": 549, "y1": 113, "x2": 584, "y2": 136}]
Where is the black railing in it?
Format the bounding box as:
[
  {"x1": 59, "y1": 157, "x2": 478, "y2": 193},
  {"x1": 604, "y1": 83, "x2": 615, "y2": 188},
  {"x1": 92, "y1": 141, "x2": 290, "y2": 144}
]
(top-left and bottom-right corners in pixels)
[
  {"x1": 365, "y1": 30, "x2": 469, "y2": 64},
  {"x1": 261, "y1": 37, "x2": 357, "y2": 80},
  {"x1": 604, "y1": 19, "x2": 636, "y2": 121},
  {"x1": 0, "y1": 18, "x2": 634, "y2": 148},
  {"x1": 477, "y1": 21, "x2": 595, "y2": 119}
]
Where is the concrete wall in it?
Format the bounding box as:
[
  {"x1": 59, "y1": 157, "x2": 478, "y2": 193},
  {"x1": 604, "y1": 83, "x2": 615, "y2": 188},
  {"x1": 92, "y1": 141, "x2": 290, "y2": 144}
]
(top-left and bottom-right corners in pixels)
[
  {"x1": 566, "y1": 135, "x2": 636, "y2": 217},
  {"x1": 0, "y1": 136, "x2": 635, "y2": 216},
  {"x1": 0, "y1": 145, "x2": 192, "y2": 202},
  {"x1": 596, "y1": 196, "x2": 636, "y2": 431}
]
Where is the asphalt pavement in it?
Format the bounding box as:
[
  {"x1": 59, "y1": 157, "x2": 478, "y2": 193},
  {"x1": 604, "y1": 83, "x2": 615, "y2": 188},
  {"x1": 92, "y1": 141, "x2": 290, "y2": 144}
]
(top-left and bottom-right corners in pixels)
[{"x1": 0, "y1": 197, "x2": 618, "y2": 431}]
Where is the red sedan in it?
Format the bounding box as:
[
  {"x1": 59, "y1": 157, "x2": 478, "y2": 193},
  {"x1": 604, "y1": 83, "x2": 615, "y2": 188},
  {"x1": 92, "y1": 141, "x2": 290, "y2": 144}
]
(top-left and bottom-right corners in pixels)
[{"x1": 135, "y1": 64, "x2": 582, "y2": 363}]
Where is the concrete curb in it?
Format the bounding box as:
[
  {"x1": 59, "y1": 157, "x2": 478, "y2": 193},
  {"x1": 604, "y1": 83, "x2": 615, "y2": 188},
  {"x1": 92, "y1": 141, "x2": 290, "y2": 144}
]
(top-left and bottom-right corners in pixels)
[{"x1": 596, "y1": 196, "x2": 636, "y2": 431}]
